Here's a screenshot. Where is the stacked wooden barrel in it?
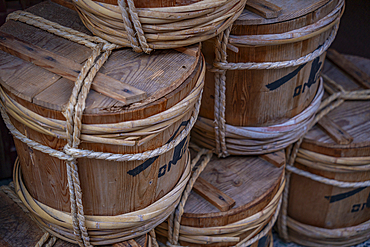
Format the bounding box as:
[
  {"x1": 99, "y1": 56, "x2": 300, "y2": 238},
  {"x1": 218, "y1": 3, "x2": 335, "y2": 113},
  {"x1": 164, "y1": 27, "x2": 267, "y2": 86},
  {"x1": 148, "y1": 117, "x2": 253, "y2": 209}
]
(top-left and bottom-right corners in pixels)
[
  {"x1": 2, "y1": 0, "x2": 366, "y2": 246},
  {"x1": 277, "y1": 54, "x2": 370, "y2": 246},
  {"x1": 193, "y1": 0, "x2": 344, "y2": 156}
]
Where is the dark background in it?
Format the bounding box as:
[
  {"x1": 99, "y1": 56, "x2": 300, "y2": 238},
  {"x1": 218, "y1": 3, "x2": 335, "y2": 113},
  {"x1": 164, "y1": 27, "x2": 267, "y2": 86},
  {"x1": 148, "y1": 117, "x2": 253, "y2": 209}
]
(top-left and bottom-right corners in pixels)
[{"x1": 0, "y1": 0, "x2": 370, "y2": 181}]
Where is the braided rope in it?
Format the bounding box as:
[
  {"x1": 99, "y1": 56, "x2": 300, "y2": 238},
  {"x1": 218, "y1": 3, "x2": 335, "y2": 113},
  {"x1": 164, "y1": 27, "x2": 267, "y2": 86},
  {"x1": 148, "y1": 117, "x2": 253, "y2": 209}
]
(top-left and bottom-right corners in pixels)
[
  {"x1": 193, "y1": 79, "x2": 324, "y2": 155},
  {"x1": 277, "y1": 73, "x2": 370, "y2": 244},
  {"x1": 1, "y1": 10, "x2": 203, "y2": 247},
  {"x1": 157, "y1": 146, "x2": 285, "y2": 246},
  {"x1": 207, "y1": 0, "x2": 343, "y2": 157}
]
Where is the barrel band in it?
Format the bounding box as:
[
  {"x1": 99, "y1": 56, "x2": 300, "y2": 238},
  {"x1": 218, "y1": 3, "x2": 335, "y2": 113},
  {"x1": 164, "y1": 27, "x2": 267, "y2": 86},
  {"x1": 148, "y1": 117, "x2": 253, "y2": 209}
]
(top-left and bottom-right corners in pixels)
[{"x1": 1, "y1": 10, "x2": 204, "y2": 246}]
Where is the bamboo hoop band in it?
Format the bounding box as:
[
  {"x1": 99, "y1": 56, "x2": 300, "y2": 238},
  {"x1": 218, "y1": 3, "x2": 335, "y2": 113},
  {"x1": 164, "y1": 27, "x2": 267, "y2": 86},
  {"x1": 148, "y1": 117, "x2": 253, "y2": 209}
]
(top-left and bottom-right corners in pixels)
[
  {"x1": 276, "y1": 74, "x2": 370, "y2": 244},
  {"x1": 73, "y1": 0, "x2": 247, "y2": 53},
  {"x1": 155, "y1": 144, "x2": 285, "y2": 246},
  {"x1": 205, "y1": 0, "x2": 344, "y2": 157},
  {"x1": 192, "y1": 79, "x2": 324, "y2": 156},
  {"x1": 1, "y1": 11, "x2": 204, "y2": 247},
  {"x1": 228, "y1": 0, "x2": 344, "y2": 47},
  {"x1": 13, "y1": 157, "x2": 190, "y2": 245}
]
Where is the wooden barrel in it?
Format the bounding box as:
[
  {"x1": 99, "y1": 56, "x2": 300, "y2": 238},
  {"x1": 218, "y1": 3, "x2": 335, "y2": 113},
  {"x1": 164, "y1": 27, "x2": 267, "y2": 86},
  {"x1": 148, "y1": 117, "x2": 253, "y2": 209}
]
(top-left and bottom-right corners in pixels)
[
  {"x1": 193, "y1": 0, "x2": 344, "y2": 155},
  {"x1": 0, "y1": 1, "x2": 204, "y2": 245},
  {"x1": 283, "y1": 55, "x2": 370, "y2": 246},
  {"x1": 156, "y1": 150, "x2": 285, "y2": 246}
]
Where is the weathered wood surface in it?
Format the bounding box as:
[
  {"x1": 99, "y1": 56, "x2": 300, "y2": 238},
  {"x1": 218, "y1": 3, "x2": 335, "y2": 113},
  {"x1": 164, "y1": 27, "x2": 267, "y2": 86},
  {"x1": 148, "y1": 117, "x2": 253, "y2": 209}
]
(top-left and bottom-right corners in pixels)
[
  {"x1": 200, "y1": 0, "x2": 338, "y2": 127},
  {"x1": 288, "y1": 56, "x2": 370, "y2": 232},
  {"x1": 92, "y1": 0, "x2": 201, "y2": 8},
  {"x1": 0, "y1": 188, "x2": 148, "y2": 246},
  {"x1": 0, "y1": 1, "x2": 200, "y2": 216},
  {"x1": 245, "y1": 0, "x2": 282, "y2": 19},
  {"x1": 193, "y1": 177, "x2": 236, "y2": 212},
  {"x1": 302, "y1": 55, "x2": 370, "y2": 157},
  {"x1": 236, "y1": 0, "x2": 331, "y2": 25},
  {"x1": 175, "y1": 151, "x2": 284, "y2": 246}
]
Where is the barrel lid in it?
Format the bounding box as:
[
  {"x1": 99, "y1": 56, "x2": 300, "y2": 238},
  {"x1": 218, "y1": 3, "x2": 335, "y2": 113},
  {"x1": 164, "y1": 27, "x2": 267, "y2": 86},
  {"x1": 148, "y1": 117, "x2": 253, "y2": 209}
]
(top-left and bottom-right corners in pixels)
[
  {"x1": 181, "y1": 151, "x2": 284, "y2": 227},
  {"x1": 0, "y1": 1, "x2": 200, "y2": 120},
  {"x1": 302, "y1": 55, "x2": 370, "y2": 157},
  {"x1": 235, "y1": 0, "x2": 331, "y2": 25}
]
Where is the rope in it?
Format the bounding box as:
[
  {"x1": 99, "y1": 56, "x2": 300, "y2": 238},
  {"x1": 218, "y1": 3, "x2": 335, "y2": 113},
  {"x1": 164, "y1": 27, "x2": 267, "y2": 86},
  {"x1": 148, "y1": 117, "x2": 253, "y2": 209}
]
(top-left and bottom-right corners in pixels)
[
  {"x1": 205, "y1": 0, "x2": 344, "y2": 157},
  {"x1": 156, "y1": 145, "x2": 285, "y2": 246},
  {"x1": 1, "y1": 9, "x2": 204, "y2": 246},
  {"x1": 277, "y1": 72, "x2": 370, "y2": 244},
  {"x1": 192, "y1": 78, "x2": 324, "y2": 155},
  {"x1": 73, "y1": 0, "x2": 247, "y2": 52}
]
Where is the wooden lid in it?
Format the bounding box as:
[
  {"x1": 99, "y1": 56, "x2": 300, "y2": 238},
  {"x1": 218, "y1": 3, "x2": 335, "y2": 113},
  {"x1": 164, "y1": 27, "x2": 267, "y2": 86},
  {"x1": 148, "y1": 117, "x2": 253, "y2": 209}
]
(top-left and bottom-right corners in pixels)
[
  {"x1": 235, "y1": 0, "x2": 331, "y2": 25},
  {"x1": 0, "y1": 1, "x2": 200, "y2": 123},
  {"x1": 302, "y1": 55, "x2": 370, "y2": 157},
  {"x1": 181, "y1": 151, "x2": 284, "y2": 227}
]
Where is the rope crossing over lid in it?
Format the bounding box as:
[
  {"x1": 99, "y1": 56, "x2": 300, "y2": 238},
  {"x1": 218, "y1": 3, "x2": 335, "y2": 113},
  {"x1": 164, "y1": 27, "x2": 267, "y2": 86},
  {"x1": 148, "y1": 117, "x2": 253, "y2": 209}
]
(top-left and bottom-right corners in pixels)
[
  {"x1": 1, "y1": 10, "x2": 204, "y2": 247},
  {"x1": 277, "y1": 74, "x2": 370, "y2": 244},
  {"x1": 206, "y1": 0, "x2": 344, "y2": 157},
  {"x1": 156, "y1": 143, "x2": 285, "y2": 247}
]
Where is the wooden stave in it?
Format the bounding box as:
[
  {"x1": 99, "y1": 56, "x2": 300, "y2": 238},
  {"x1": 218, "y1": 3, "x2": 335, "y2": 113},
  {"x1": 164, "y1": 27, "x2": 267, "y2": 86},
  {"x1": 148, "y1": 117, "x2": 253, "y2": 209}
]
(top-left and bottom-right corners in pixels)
[
  {"x1": 0, "y1": 2, "x2": 202, "y2": 216},
  {"x1": 157, "y1": 152, "x2": 285, "y2": 247},
  {"x1": 287, "y1": 56, "x2": 370, "y2": 240},
  {"x1": 92, "y1": 0, "x2": 201, "y2": 8},
  {"x1": 199, "y1": 0, "x2": 340, "y2": 127}
]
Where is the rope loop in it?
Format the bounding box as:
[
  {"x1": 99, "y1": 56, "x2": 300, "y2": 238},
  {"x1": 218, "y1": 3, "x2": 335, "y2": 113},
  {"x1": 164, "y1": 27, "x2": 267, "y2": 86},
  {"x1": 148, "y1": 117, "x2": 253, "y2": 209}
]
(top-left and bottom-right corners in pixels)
[{"x1": 277, "y1": 72, "x2": 370, "y2": 243}]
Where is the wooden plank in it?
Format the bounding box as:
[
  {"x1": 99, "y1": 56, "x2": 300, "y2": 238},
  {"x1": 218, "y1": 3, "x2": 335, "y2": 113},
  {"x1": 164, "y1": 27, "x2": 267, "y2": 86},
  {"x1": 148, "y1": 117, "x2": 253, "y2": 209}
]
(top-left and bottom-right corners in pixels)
[
  {"x1": 317, "y1": 115, "x2": 354, "y2": 145},
  {"x1": 245, "y1": 0, "x2": 283, "y2": 19},
  {"x1": 0, "y1": 31, "x2": 147, "y2": 105},
  {"x1": 193, "y1": 177, "x2": 235, "y2": 212},
  {"x1": 260, "y1": 150, "x2": 286, "y2": 168},
  {"x1": 327, "y1": 49, "x2": 370, "y2": 89}
]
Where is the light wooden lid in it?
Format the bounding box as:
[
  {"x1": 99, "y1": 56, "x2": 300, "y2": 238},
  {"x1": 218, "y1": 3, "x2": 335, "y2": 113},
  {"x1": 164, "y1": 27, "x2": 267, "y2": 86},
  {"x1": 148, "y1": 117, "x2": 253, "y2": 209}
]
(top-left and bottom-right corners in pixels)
[
  {"x1": 181, "y1": 151, "x2": 284, "y2": 227},
  {"x1": 235, "y1": 0, "x2": 331, "y2": 25},
  {"x1": 0, "y1": 1, "x2": 200, "y2": 118},
  {"x1": 302, "y1": 55, "x2": 370, "y2": 157}
]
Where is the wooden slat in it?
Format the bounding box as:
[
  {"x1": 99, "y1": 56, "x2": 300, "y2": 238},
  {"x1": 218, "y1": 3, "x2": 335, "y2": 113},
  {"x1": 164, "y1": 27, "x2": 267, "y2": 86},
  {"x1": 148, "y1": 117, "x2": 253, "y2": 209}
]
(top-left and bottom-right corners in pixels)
[
  {"x1": 318, "y1": 115, "x2": 354, "y2": 145},
  {"x1": 245, "y1": 0, "x2": 283, "y2": 19},
  {"x1": 193, "y1": 177, "x2": 235, "y2": 212},
  {"x1": 0, "y1": 31, "x2": 147, "y2": 104},
  {"x1": 260, "y1": 150, "x2": 286, "y2": 168},
  {"x1": 327, "y1": 49, "x2": 370, "y2": 89}
]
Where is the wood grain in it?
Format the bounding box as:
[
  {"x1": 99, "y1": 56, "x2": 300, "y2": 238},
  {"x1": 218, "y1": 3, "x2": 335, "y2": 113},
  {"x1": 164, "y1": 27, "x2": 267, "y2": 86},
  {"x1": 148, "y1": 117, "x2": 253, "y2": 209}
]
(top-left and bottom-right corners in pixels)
[
  {"x1": 288, "y1": 55, "x2": 370, "y2": 231},
  {"x1": 318, "y1": 115, "x2": 354, "y2": 145},
  {"x1": 327, "y1": 49, "x2": 370, "y2": 89},
  {"x1": 303, "y1": 55, "x2": 370, "y2": 157},
  {"x1": 193, "y1": 177, "x2": 236, "y2": 212},
  {"x1": 177, "y1": 152, "x2": 284, "y2": 246},
  {"x1": 236, "y1": 0, "x2": 331, "y2": 25},
  {"x1": 0, "y1": 1, "x2": 200, "y2": 216},
  {"x1": 200, "y1": 0, "x2": 337, "y2": 126},
  {"x1": 0, "y1": 31, "x2": 147, "y2": 104},
  {"x1": 245, "y1": 0, "x2": 282, "y2": 19}
]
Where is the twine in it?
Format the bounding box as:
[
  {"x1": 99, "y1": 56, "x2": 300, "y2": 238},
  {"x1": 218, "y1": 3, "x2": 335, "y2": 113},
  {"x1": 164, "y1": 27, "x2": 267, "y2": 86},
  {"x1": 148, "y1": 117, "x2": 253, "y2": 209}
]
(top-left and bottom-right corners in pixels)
[
  {"x1": 277, "y1": 73, "x2": 370, "y2": 244},
  {"x1": 155, "y1": 144, "x2": 285, "y2": 246},
  {"x1": 193, "y1": 79, "x2": 324, "y2": 155},
  {"x1": 73, "y1": 0, "x2": 247, "y2": 53},
  {"x1": 207, "y1": 0, "x2": 344, "y2": 157},
  {"x1": 1, "y1": 10, "x2": 204, "y2": 246}
]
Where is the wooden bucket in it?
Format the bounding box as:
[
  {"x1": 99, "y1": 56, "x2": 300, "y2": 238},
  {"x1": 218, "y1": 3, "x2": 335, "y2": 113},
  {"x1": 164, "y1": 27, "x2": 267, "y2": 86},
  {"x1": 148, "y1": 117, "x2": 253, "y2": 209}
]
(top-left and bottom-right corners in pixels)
[
  {"x1": 280, "y1": 55, "x2": 370, "y2": 246},
  {"x1": 71, "y1": 0, "x2": 247, "y2": 52},
  {"x1": 0, "y1": 1, "x2": 204, "y2": 245},
  {"x1": 156, "y1": 149, "x2": 285, "y2": 246},
  {"x1": 193, "y1": 0, "x2": 344, "y2": 156}
]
